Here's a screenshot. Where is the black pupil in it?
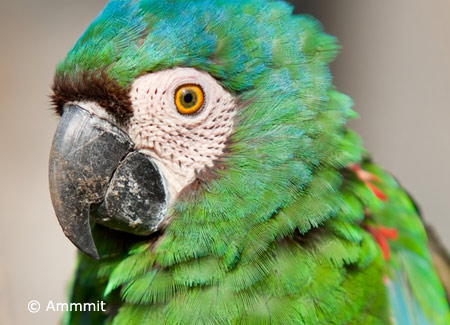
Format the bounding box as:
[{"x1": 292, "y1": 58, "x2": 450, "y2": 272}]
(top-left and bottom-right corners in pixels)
[{"x1": 184, "y1": 93, "x2": 193, "y2": 104}]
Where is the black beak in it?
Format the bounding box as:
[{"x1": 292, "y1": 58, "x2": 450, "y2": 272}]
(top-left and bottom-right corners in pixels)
[{"x1": 49, "y1": 105, "x2": 168, "y2": 259}]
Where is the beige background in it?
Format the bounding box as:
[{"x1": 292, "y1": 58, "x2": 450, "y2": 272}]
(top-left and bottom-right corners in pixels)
[{"x1": 0, "y1": 0, "x2": 449, "y2": 324}]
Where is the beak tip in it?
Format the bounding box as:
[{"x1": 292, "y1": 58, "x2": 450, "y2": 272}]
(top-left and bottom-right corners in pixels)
[
  {"x1": 85, "y1": 250, "x2": 100, "y2": 260},
  {"x1": 62, "y1": 226, "x2": 100, "y2": 260},
  {"x1": 72, "y1": 239, "x2": 100, "y2": 260}
]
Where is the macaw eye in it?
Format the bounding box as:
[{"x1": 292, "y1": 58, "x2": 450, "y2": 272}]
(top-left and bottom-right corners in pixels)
[{"x1": 175, "y1": 84, "x2": 204, "y2": 115}]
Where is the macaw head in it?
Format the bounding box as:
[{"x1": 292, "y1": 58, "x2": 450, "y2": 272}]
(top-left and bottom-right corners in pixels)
[{"x1": 49, "y1": 0, "x2": 354, "y2": 260}]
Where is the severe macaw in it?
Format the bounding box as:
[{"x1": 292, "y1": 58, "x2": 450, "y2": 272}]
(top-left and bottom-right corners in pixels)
[{"x1": 48, "y1": 0, "x2": 450, "y2": 323}]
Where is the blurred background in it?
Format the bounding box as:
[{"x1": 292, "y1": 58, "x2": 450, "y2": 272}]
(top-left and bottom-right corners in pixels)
[{"x1": 0, "y1": 0, "x2": 449, "y2": 323}]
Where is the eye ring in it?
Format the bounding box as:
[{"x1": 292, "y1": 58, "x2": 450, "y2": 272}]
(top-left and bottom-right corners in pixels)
[{"x1": 174, "y1": 84, "x2": 204, "y2": 115}]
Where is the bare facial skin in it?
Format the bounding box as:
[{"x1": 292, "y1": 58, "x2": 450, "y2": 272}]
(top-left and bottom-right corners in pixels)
[{"x1": 73, "y1": 68, "x2": 238, "y2": 202}]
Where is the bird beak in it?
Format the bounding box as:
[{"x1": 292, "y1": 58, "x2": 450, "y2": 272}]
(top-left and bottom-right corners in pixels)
[{"x1": 49, "y1": 105, "x2": 168, "y2": 259}]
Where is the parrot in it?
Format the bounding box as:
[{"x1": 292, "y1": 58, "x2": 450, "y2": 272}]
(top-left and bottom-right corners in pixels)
[{"x1": 48, "y1": 0, "x2": 450, "y2": 324}]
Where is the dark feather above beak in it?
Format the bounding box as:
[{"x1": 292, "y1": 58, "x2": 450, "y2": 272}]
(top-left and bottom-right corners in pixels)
[{"x1": 49, "y1": 105, "x2": 168, "y2": 259}]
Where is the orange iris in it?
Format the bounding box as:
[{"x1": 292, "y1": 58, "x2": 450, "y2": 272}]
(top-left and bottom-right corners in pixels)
[{"x1": 175, "y1": 84, "x2": 204, "y2": 115}]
